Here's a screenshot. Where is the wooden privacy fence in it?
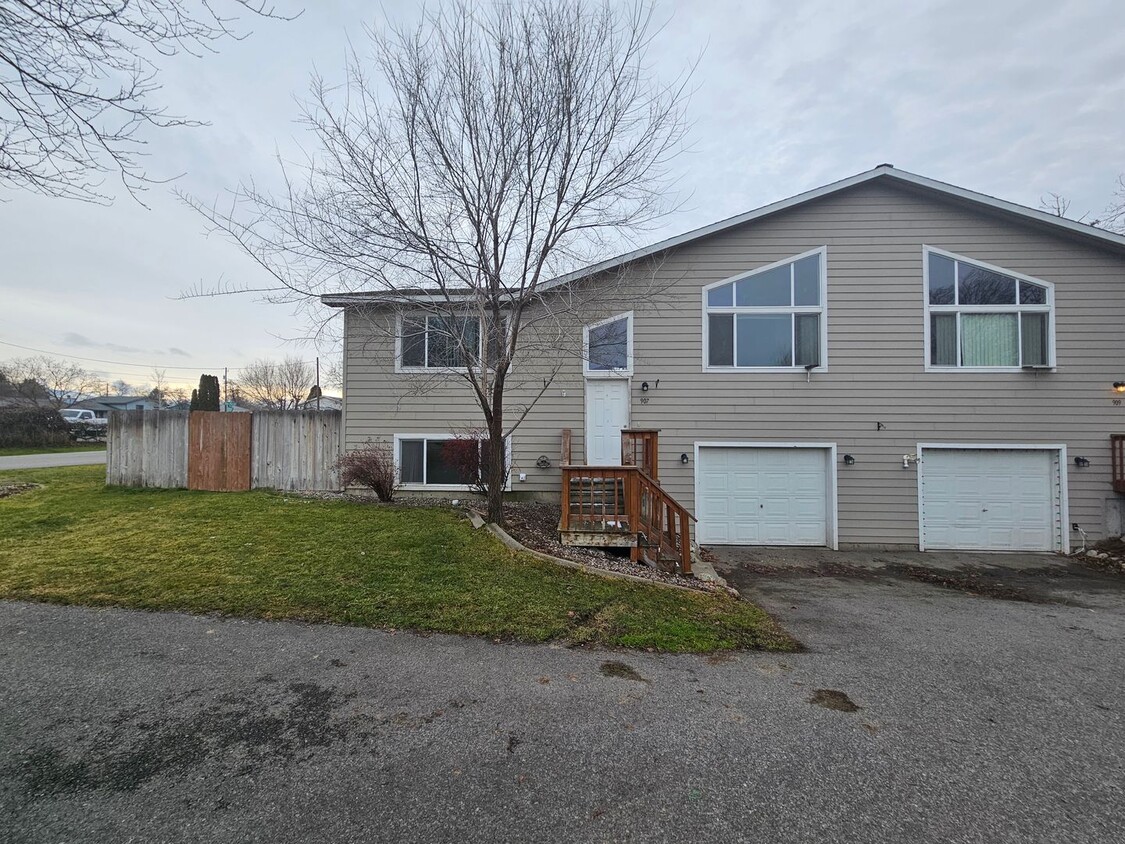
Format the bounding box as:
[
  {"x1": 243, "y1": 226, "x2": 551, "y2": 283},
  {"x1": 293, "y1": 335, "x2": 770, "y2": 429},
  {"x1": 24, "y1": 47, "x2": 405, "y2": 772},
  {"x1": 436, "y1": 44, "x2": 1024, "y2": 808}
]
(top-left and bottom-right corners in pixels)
[{"x1": 107, "y1": 410, "x2": 341, "y2": 492}]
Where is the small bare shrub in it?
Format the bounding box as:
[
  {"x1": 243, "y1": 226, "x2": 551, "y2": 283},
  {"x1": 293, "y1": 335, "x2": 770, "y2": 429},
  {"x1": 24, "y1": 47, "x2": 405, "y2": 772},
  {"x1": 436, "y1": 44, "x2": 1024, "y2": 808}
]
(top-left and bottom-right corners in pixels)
[
  {"x1": 443, "y1": 433, "x2": 508, "y2": 497},
  {"x1": 336, "y1": 441, "x2": 399, "y2": 502}
]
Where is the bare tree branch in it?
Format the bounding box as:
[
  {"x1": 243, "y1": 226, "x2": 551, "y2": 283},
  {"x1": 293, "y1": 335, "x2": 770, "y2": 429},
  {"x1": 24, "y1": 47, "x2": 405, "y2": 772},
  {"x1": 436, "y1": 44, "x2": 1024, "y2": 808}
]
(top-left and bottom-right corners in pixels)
[{"x1": 0, "y1": 1, "x2": 298, "y2": 203}]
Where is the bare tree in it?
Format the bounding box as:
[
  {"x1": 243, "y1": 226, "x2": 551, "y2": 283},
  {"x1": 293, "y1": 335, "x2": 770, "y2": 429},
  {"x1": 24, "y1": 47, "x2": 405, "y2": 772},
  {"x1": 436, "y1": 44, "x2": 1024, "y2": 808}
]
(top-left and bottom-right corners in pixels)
[
  {"x1": 235, "y1": 356, "x2": 313, "y2": 409},
  {"x1": 0, "y1": 355, "x2": 99, "y2": 408},
  {"x1": 0, "y1": 1, "x2": 294, "y2": 202},
  {"x1": 185, "y1": 0, "x2": 689, "y2": 523},
  {"x1": 1039, "y1": 176, "x2": 1125, "y2": 234}
]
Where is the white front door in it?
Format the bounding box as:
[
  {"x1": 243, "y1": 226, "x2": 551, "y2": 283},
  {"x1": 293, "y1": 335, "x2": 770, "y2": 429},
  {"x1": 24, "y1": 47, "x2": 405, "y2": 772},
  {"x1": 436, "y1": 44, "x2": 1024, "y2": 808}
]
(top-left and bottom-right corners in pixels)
[{"x1": 585, "y1": 379, "x2": 629, "y2": 465}]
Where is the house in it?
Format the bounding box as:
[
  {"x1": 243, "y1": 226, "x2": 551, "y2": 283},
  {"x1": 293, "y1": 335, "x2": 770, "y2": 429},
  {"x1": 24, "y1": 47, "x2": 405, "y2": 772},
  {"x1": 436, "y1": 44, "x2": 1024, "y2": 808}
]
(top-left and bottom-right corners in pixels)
[
  {"x1": 324, "y1": 165, "x2": 1125, "y2": 556},
  {"x1": 73, "y1": 395, "x2": 160, "y2": 418}
]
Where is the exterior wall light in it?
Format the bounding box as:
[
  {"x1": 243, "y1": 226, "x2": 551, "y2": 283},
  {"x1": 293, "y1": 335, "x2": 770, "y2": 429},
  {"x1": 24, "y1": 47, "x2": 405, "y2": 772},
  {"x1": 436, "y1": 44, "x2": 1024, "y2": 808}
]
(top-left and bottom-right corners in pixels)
[
  {"x1": 1074, "y1": 456, "x2": 1090, "y2": 468},
  {"x1": 843, "y1": 454, "x2": 856, "y2": 465},
  {"x1": 1115, "y1": 382, "x2": 1125, "y2": 393},
  {"x1": 680, "y1": 453, "x2": 689, "y2": 464},
  {"x1": 641, "y1": 381, "x2": 650, "y2": 392}
]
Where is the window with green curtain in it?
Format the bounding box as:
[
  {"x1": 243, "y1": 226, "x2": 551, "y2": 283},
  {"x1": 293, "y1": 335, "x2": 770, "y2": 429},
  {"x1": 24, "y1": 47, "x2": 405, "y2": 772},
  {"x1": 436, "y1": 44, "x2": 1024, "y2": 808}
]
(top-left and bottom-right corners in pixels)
[{"x1": 961, "y1": 314, "x2": 1018, "y2": 367}]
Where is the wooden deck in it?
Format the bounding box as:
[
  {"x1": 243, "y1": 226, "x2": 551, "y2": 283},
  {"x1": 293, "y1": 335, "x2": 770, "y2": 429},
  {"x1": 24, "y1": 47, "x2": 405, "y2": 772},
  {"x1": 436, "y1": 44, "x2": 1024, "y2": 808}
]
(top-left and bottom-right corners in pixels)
[{"x1": 558, "y1": 430, "x2": 695, "y2": 575}]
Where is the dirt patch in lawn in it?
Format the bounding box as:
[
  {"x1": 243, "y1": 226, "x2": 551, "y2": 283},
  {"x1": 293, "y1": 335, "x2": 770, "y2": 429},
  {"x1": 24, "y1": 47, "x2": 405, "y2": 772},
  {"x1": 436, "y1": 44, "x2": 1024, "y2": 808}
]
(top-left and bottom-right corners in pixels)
[{"x1": 0, "y1": 482, "x2": 39, "y2": 499}]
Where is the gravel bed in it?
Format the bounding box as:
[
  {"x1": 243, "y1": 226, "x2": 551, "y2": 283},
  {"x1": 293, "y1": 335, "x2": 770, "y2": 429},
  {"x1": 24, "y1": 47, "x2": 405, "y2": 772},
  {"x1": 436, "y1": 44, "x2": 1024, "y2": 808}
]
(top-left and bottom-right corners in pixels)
[{"x1": 1071, "y1": 536, "x2": 1125, "y2": 575}]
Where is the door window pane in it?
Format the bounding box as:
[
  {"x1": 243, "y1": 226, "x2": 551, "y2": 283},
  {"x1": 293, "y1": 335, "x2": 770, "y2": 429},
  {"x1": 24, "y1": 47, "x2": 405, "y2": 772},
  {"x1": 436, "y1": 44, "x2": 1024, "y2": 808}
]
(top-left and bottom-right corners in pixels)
[
  {"x1": 736, "y1": 264, "x2": 790, "y2": 306},
  {"x1": 958, "y1": 264, "x2": 1015, "y2": 305},
  {"x1": 928, "y1": 253, "x2": 956, "y2": 304},
  {"x1": 736, "y1": 314, "x2": 792, "y2": 367},
  {"x1": 708, "y1": 313, "x2": 734, "y2": 366},
  {"x1": 794, "y1": 314, "x2": 820, "y2": 366},
  {"x1": 793, "y1": 255, "x2": 820, "y2": 306},
  {"x1": 931, "y1": 313, "x2": 958, "y2": 366},
  {"x1": 400, "y1": 440, "x2": 424, "y2": 483},
  {"x1": 1020, "y1": 312, "x2": 1049, "y2": 366},
  {"x1": 961, "y1": 313, "x2": 1018, "y2": 366}
]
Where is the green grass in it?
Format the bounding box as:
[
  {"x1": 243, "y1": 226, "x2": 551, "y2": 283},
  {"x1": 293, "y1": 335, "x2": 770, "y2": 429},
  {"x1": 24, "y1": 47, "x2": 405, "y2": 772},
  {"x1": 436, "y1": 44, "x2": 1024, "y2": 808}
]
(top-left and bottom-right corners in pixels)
[
  {"x1": 0, "y1": 466, "x2": 796, "y2": 653},
  {"x1": 0, "y1": 443, "x2": 106, "y2": 456}
]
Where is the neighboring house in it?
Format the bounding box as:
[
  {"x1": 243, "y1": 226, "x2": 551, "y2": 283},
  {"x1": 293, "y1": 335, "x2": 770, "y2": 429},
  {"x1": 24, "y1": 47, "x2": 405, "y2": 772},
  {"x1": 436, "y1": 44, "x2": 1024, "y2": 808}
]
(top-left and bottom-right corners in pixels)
[
  {"x1": 300, "y1": 395, "x2": 343, "y2": 412},
  {"x1": 73, "y1": 396, "x2": 160, "y2": 418},
  {"x1": 324, "y1": 165, "x2": 1125, "y2": 554}
]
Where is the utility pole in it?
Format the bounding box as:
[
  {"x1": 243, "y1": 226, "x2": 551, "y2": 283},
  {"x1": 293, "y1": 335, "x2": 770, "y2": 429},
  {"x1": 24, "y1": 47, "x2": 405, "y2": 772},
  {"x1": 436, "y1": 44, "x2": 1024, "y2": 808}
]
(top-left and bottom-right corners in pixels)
[
  {"x1": 316, "y1": 357, "x2": 321, "y2": 411},
  {"x1": 223, "y1": 367, "x2": 228, "y2": 411}
]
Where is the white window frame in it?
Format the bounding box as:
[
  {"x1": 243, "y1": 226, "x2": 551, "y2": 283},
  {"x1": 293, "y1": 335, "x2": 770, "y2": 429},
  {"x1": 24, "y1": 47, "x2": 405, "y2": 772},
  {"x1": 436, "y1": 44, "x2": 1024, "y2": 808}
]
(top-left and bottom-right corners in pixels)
[
  {"x1": 394, "y1": 313, "x2": 484, "y2": 374},
  {"x1": 922, "y1": 246, "x2": 1056, "y2": 373},
  {"x1": 583, "y1": 311, "x2": 634, "y2": 378},
  {"x1": 700, "y1": 246, "x2": 829, "y2": 373},
  {"x1": 393, "y1": 433, "x2": 513, "y2": 492}
]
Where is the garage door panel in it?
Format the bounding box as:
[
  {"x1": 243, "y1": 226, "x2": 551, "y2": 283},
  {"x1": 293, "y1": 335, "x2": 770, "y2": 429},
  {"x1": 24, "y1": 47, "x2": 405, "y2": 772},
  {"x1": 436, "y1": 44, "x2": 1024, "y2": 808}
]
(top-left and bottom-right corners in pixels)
[
  {"x1": 921, "y1": 448, "x2": 1060, "y2": 552},
  {"x1": 698, "y1": 447, "x2": 830, "y2": 546}
]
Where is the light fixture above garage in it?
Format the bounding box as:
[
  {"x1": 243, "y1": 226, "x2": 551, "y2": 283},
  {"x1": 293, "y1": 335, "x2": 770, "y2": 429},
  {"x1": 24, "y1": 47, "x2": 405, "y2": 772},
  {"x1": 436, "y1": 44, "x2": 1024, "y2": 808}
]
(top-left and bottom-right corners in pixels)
[
  {"x1": 1074, "y1": 456, "x2": 1090, "y2": 468},
  {"x1": 843, "y1": 454, "x2": 856, "y2": 465},
  {"x1": 1115, "y1": 382, "x2": 1125, "y2": 393}
]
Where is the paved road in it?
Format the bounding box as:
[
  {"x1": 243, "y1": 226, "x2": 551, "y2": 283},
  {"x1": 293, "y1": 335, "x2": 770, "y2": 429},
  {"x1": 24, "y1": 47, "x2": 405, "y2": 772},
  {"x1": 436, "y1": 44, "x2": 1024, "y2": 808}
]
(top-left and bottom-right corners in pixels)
[
  {"x1": 2, "y1": 551, "x2": 1123, "y2": 843},
  {"x1": 0, "y1": 450, "x2": 106, "y2": 470}
]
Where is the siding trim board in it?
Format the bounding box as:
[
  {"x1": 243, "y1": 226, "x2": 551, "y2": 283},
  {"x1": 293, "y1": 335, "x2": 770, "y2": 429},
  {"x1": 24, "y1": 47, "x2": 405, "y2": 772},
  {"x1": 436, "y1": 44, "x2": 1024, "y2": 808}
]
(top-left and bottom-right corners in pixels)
[
  {"x1": 693, "y1": 441, "x2": 840, "y2": 550},
  {"x1": 916, "y1": 442, "x2": 1070, "y2": 554}
]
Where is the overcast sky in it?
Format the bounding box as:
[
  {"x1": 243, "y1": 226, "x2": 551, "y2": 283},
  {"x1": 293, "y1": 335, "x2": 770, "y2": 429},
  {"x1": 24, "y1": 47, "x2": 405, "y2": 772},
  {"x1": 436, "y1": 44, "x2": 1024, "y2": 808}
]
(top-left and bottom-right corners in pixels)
[{"x1": 1, "y1": 0, "x2": 1122, "y2": 391}]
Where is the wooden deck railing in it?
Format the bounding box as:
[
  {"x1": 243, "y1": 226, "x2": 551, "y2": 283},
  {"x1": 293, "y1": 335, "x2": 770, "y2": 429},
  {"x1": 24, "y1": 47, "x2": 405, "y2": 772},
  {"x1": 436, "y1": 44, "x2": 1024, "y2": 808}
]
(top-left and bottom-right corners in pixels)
[
  {"x1": 1113, "y1": 435, "x2": 1125, "y2": 494},
  {"x1": 560, "y1": 464, "x2": 694, "y2": 575},
  {"x1": 635, "y1": 469, "x2": 694, "y2": 574}
]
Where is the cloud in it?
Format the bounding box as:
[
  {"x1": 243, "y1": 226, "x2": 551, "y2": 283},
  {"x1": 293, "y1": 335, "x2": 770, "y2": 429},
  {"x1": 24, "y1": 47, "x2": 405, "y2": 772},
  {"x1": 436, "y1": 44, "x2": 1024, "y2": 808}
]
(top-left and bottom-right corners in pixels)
[
  {"x1": 60, "y1": 333, "x2": 146, "y2": 356},
  {"x1": 168, "y1": 347, "x2": 191, "y2": 357}
]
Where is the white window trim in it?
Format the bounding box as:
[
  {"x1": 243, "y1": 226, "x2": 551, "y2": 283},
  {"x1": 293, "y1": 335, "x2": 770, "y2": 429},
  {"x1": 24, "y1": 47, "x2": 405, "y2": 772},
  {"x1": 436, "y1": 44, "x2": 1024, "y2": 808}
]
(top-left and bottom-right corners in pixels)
[
  {"x1": 700, "y1": 246, "x2": 829, "y2": 373},
  {"x1": 914, "y1": 442, "x2": 1069, "y2": 554},
  {"x1": 583, "y1": 311, "x2": 634, "y2": 378},
  {"x1": 922, "y1": 246, "x2": 1056, "y2": 373},
  {"x1": 393, "y1": 433, "x2": 513, "y2": 492},
  {"x1": 394, "y1": 313, "x2": 484, "y2": 375},
  {"x1": 693, "y1": 441, "x2": 839, "y2": 550}
]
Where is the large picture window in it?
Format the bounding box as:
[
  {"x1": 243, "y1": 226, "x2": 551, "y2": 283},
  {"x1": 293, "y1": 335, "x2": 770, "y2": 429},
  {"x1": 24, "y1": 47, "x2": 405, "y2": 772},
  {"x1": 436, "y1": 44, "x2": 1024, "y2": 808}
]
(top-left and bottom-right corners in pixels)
[
  {"x1": 702, "y1": 248, "x2": 827, "y2": 371},
  {"x1": 924, "y1": 248, "x2": 1053, "y2": 369},
  {"x1": 395, "y1": 434, "x2": 510, "y2": 489}
]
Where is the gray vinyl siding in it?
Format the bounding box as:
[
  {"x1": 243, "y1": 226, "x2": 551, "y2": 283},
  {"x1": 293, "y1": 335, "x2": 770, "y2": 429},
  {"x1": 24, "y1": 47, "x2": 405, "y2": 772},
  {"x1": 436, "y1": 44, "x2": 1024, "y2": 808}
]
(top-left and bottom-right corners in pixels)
[{"x1": 342, "y1": 180, "x2": 1125, "y2": 546}]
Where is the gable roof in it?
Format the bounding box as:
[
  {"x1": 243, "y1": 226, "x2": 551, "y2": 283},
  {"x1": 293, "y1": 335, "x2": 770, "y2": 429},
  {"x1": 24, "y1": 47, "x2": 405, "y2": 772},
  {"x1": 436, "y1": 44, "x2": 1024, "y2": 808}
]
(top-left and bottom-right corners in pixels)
[{"x1": 322, "y1": 165, "x2": 1125, "y2": 307}]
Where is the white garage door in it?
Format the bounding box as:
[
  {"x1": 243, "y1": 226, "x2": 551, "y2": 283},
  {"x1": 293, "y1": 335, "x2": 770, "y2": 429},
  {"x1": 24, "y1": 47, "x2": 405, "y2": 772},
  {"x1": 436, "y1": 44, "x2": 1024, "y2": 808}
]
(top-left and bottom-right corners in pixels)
[
  {"x1": 697, "y1": 447, "x2": 830, "y2": 545},
  {"x1": 920, "y1": 448, "x2": 1063, "y2": 551}
]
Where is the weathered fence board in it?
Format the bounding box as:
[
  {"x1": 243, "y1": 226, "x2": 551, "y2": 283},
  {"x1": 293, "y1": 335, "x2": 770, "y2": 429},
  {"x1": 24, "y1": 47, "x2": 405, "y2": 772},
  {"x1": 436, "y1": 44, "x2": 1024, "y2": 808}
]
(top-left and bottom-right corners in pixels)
[
  {"x1": 188, "y1": 411, "x2": 252, "y2": 492},
  {"x1": 106, "y1": 410, "x2": 189, "y2": 488},
  {"x1": 251, "y1": 410, "x2": 341, "y2": 491}
]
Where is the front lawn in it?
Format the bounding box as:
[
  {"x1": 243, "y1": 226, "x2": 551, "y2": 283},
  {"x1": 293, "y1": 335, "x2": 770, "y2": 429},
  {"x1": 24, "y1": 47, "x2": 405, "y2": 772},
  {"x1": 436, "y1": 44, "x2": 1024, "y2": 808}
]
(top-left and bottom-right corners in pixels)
[
  {"x1": 0, "y1": 467, "x2": 796, "y2": 652},
  {"x1": 0, "y1": 443, "x2": 106, "y2": 457}
]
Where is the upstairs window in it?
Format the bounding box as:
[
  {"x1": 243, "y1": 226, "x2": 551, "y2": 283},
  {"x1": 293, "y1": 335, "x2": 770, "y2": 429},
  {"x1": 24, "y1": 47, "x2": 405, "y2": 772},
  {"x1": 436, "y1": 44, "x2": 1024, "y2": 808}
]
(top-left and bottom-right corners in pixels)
[
  {"x1": 584, "y1": 312, "x2": 633, "y2": 376},
  {"x1": 925, "y1": 248, "x2": 1053, "y2": 369},
  {"x1": 703, "y1": 248, "x2": 827, "y2": 370},
  {"x1": 399, "y1": 315, "x2": 480, "y2": 369}
]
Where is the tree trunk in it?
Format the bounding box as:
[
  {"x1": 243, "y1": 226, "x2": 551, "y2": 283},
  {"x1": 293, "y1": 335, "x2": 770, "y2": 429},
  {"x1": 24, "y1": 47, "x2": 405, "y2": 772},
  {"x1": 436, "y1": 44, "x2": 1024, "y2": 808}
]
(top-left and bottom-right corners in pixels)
[{"x1": 486, "y1": 391, "x2": 506, "y2": 525}]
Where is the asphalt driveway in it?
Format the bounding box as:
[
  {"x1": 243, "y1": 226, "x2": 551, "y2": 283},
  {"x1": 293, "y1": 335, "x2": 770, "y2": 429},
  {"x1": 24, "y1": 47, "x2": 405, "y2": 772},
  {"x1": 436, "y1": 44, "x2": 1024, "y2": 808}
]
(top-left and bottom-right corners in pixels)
[{"x1": 2, "y1": 548, "x2": 1123, "y2": 843}]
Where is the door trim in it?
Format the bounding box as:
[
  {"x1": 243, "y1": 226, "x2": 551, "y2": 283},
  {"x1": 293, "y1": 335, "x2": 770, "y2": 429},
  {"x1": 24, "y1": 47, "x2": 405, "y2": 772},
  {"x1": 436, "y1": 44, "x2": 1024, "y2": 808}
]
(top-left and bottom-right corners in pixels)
[
  {"x1": 693, "y1": 441, "x2": 839, "y2": 550},
  {"x1": 915, "y1": 442, "x2": 1069, "y2": 553},
  {"x1": 584, "y1": 377, "x2": 630, "y2": 465}
]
